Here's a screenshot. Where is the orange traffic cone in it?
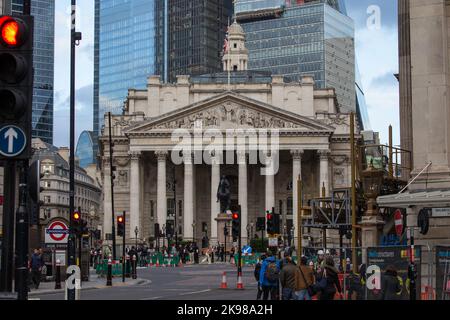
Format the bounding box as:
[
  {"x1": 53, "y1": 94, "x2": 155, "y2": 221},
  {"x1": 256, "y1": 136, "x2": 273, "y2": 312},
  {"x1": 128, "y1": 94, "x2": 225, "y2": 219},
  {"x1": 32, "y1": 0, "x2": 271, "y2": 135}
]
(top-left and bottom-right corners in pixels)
[
  {"x1": 221, "y1": 272, "x2": 228, "y2": 289},
  {"x1": 237, "y1": 272, "x2": 244, "y2": 289}
]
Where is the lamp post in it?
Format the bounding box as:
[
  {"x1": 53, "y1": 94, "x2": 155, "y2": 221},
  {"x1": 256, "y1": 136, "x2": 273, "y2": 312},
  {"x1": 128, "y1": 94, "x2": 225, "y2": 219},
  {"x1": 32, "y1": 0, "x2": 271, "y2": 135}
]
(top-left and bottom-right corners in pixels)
[
  {"x1": 283, "y1": 225, "x2": 287, "y2": 246},
  {"x1": 192, "y1": 222, "x2": 196, "y2": 244},
  {"x1": 361, "y1": 159, "x2": 385, "y2": 265},
  {"x1": 250, "y1": 222, "x2": 254, "y2": 243},
  {"x1": 134, "y1": 226, "x2": 139, "y2": 250}
]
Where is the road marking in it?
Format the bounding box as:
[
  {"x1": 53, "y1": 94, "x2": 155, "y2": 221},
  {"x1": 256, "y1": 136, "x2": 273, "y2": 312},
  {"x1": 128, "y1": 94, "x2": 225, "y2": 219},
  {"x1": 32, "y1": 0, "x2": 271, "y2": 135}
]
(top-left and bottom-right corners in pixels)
[
  {"x1": 140, "y1": 296, "x2": 163, "y2": 300},
  {"x1": 178, "y1": 289, "x2": 211, "y2": 296}
]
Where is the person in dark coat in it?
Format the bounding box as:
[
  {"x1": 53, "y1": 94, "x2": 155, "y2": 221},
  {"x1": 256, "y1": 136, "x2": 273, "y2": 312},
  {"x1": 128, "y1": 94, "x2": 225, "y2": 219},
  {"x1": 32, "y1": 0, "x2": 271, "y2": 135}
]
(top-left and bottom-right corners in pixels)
[
  {"x1": 319, "y1": 256, "x2": 342, "y2": 300},
  {"x1": 30, "y1": 248, "x2": 44, "y2": 289},
  {"x1": 254, "y1": 254, "x2": 266, "y2": 300},
  {"x1": 279, "y1": 256, "x2": 298, "y2": 300},
  {"x1": 381, "y1": 265, "x2": 401, "y2": 300}
]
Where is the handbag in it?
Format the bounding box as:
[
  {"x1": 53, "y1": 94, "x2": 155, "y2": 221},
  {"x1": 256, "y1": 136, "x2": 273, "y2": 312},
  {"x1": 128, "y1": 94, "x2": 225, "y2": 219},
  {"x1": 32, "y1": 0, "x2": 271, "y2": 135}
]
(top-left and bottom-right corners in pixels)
[{"x1": 299, "y1": 266, "x2": 317, "y2": 297}]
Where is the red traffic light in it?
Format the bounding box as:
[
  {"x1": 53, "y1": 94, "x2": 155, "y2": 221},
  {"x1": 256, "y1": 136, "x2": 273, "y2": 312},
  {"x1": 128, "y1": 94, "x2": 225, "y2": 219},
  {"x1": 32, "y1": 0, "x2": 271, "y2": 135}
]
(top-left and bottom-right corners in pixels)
[
  {"x1": 0, "y1": 17, "x2": 27, "y2": 47},
  {"x1": 232, "y1": 213, "x2": 239, "y2": 220},
  {"x1": 267, "y1": 213, "x2": 273, "y2": 220}
]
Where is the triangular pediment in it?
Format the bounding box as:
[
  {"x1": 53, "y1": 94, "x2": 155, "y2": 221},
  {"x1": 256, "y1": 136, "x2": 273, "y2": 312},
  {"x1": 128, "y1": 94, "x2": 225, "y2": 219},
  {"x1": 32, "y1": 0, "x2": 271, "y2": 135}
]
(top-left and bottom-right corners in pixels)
[{"x1": 125, "y1": 92, "x2": 334, "y2": 134}]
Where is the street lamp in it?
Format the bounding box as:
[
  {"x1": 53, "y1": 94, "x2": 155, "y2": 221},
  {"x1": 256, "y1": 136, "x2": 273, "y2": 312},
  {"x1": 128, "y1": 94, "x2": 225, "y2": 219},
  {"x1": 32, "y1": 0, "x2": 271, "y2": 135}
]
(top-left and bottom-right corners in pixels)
[
  {"x1": 192, "y1": 222, "x2": 196, "y2": 244},
  {"x1": 362, "y1": 160, "x2": 384, "y2": 218},
  {"x1": 134, "y1": 226, "x2": 139, "y2": 249}
]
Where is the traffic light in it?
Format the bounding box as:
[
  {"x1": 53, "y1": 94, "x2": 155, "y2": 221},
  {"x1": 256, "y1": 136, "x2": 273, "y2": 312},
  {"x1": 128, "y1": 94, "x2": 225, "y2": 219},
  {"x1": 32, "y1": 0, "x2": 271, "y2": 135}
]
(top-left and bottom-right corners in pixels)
[
  {"x1": 224, "y1": 226, "x2": 229, "y2": 236},
  {"x1": 0, "y1": 15, "x2": 34, "y2": 160},
  {"x1": 71, "y1": 211, "x2": 81, "y2": 235},
  {"x1": 266, "y1": 211, "x2": 274, "y2": 234},
  {"x1": 232, "y1": 212, "x2": 240, "y2": 241},
  {"x1": 28, "y1": 160, "x2": 45, "y2": 225},
  {"x1": 117, "y1": 215, "x2": 125, "y2": 237},
  {"x1": 166, "y1": 222, "x2": 174, "y2": 238},
  {"x1": 273, "y1": 213, "x2": 280, "y2": 234},
  {"x1": 80, "y1": 219, "x2": 89, "y2": 236}
]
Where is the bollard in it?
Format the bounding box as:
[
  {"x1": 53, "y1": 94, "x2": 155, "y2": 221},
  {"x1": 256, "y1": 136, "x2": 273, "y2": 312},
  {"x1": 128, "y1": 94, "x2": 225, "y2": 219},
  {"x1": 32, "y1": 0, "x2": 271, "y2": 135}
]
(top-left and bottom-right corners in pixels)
[
  {"x1": 125, "y1": 255, "x2": 131, "y2": 278},
  {"x1": 106, "y1": 258, "x2": 112, "y2": 286},
  {"x1": 55, "y1": 259, "x2": 62, "y2": 290},
  {"x1": 132, "y1": 255, "x2": 137, "y2": 279}
]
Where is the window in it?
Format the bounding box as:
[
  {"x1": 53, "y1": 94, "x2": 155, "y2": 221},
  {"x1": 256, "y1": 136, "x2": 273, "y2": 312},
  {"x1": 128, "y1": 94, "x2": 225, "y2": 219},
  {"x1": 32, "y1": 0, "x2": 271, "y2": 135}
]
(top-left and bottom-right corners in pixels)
[
  {"x1": 150, "y1": 201, "x2": 154, "y2": 218},
  {"x1": 178, "y1": 200, "x2": 183, "y2": 217}
]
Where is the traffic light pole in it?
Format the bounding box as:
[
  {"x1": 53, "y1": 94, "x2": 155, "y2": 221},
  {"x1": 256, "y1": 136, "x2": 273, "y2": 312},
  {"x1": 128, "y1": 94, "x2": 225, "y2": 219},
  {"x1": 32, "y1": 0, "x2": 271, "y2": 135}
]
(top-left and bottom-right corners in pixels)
[
  {"x1": 67, "y1": 0, "x2": 78, "y2": 301},
  {"x1": 122, "y1": 222, "x2": 125, "y2": 283},
  {"x1": 15, "y1": 161, "x2": 29, "y2": 300},
  {"x1": 109, "y1": 112, "x2": 117, "y2": 261},
  {"x1": 237, "y1": 206, "x2": 242, "y2": 277},
  {"x1": 0, "y1": 161, "x2": 16, "y2": 293}
]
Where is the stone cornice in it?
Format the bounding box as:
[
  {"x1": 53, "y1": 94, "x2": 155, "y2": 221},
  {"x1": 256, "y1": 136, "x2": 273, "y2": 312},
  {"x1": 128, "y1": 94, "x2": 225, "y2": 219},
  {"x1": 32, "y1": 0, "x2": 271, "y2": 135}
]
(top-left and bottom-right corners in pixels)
[{"x1": 126, "y1": 130, "x2": 334, "y2": 138}]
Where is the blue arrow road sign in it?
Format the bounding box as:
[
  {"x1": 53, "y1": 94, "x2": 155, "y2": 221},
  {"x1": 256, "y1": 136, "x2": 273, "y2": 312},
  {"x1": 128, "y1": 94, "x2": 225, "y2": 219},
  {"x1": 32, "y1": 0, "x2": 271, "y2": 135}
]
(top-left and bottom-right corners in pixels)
[{"x1": 0, "y1": 125, "x2": 27, "y2": 158}]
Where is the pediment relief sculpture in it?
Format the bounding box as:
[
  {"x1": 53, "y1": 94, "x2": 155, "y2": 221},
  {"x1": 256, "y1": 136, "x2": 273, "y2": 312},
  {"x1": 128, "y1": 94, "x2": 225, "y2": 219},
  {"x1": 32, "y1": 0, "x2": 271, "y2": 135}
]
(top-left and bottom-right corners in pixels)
[{"x1": 149, "y1": 102, "x2": 307, "y2": 131}]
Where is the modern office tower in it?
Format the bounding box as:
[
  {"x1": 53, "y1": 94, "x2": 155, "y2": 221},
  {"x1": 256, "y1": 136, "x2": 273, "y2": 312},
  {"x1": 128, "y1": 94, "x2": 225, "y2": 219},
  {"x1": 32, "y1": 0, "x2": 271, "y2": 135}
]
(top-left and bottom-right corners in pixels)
[
  {"x1": 155, "y1": 0, "x2": 233, "y2": 83},
  {"x1": 75, "y1": 131, "x2": 95, "y2": 169},
  {"x1": 235, "y1": 0, "x2": 369, "y2": 128},
  {"x1": 94, "y1": 0, "x2": 156, "y2": 149},
  {"x1": 11, "y1": 0, "x2": 55, "y2": 144}
]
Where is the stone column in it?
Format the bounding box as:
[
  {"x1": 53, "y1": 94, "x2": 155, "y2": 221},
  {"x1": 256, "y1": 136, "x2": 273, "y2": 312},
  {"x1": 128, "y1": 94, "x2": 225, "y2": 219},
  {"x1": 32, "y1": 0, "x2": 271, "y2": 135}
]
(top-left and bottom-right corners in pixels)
[
  {"x1": 291, "y1": 149, "x2": 304, "y2": 247},
  {"x1": 210, "y1": 155, "x2": 220, "y2": 245},
  {"x1": 318, "y1": 150, "x2": 331, "y2": 197},
  {"x1": 184, "y1": 152, "x2": 194, "y2": 241},
  {"x1": 264, "y1": 151, "x2": 276, "y2": 237},
  {"x1": 156, "y1": 151, "x2": 168, "y2": 234},
  {"x1": 129, "y1": 151, "x2": 142, "y2": 241},
  {"x1": 238, "y1": 151, "x2": 248, "y2": 245}
]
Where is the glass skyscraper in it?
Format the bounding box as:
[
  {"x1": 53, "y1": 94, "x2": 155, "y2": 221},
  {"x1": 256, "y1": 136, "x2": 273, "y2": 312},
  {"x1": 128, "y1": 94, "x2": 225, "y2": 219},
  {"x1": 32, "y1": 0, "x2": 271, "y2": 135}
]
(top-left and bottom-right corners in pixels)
[
  {"x1": 94, "y1": 0, "x2": 156, "y2": 154},
  {"x1": 11, "y1": 0, "x2": 55, "y2": 144},
  {"x1": 236, "y1": 0, "x2": 370, "y2": 129},
  {"x1": 155, "y1": 0, "x2": 233, "y2": 83},
  {"x1": 75, "y1": 131, "x2": 95, "y2": 169}
]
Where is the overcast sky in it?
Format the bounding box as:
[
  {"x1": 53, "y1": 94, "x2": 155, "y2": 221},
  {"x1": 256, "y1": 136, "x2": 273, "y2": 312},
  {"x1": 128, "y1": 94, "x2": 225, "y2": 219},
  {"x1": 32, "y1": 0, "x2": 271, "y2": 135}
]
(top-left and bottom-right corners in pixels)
[{"x1": 53, "y1": 0, "x2": 399, "y2": 148}]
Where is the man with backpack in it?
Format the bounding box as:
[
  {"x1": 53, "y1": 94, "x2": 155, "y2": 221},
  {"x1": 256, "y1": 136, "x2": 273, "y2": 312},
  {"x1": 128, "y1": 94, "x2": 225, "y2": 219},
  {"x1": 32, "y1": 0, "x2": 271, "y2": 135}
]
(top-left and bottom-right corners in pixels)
[{"x1": 259, "y1": 251, "x2": 281, "y2": 300}]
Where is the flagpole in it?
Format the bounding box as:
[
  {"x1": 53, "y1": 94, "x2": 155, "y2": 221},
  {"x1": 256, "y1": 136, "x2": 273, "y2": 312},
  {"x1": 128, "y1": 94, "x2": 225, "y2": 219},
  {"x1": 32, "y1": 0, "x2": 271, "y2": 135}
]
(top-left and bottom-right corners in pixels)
[{"x1": 227, "y1": 17, "x2": 231, "y2": 90}]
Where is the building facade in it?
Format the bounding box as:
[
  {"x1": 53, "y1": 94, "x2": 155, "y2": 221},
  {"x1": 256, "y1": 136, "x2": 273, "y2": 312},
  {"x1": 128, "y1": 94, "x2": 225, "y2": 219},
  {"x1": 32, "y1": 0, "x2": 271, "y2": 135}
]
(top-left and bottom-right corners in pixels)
[
  {"x1": 155, "y1": 0, "x2": 233, "y2": 83},
  {"x1": 99, "y1": 22, "x2": 357, "y2": 247},
  {"x1": 11, "y1": 0, "x2": 55, "y2": 144},
  {"x1": 31, "y1": 139, "x2": 102, "y2": 245},
  {"x1": 76, "y1": 131, "x2": 96, "y2": 169},
  {"x1": 94, "y1": 0, "x2": 157, "y2": 157},
  {"x1": 378, "y1": 0, "x2": 450, "y2": 290},
  {"x1": 235, "y1": 0, "x2": 370, "y2": 130}
]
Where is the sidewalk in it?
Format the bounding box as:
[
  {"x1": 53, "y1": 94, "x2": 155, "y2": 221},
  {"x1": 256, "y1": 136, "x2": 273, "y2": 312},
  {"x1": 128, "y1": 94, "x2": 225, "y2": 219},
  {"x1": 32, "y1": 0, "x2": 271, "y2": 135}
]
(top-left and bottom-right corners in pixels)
[{"x1": 28, "y1": 269, "x2": 151, "y2": 296}]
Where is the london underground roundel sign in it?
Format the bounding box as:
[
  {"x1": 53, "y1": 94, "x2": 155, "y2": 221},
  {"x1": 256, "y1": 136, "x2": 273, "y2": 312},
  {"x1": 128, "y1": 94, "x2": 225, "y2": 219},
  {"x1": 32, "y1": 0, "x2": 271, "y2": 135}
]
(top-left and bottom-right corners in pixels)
[{"x1": 45, "y1": 220, "x2": 69, "y2": 244}]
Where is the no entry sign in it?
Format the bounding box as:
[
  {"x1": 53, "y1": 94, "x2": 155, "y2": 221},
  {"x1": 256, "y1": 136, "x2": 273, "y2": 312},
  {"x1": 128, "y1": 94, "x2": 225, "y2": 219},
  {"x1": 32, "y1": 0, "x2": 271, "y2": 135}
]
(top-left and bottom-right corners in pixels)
[{"x1": 45, "y1": 220, "x2": 69, "y2": 244}]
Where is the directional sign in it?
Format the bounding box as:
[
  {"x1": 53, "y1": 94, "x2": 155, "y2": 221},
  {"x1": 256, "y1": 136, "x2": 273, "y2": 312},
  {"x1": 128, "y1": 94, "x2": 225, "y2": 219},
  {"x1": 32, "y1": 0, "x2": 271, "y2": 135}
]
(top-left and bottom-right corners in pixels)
[
  {"x1": 394, "y1": 209, "x2": 403, "y2": 237},
  {"x1": 0, "y1": 125, "x2": 27, "y2": 158}
]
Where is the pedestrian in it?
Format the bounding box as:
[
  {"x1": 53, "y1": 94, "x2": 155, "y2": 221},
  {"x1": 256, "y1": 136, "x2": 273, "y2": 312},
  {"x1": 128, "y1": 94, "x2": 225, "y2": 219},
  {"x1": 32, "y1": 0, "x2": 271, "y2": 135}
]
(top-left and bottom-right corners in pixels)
[
  {"x1": 254, "y1": 254, "x2": 266, "y2": 300},
  {"x1": 317, "y1": 256, "x2": 342, "y2": 300},
  {"x1": 30, "y1": 248, "x2": 44, "y2": 289},
  {"x1": 229, "y1": 246, "x2": 235, "y2": 264},
  {"x1": 279, "y1": 256, "x2": 298, "y2": 300},
  {"x1": 259, "y1": 251, "x2": 281, "y2": 300},
  {"x1": 296, "y1": 256, "x2": 315, "y2": 300},
  {"x1": 220, "y1": 245, "x2": 225, "y2": 262},
  {"x1": 381, "y1": 265, "x2": 401, "y2": 300},
  {"x1": 346, "y1": 269, "x2": 363, "y2": 300}
]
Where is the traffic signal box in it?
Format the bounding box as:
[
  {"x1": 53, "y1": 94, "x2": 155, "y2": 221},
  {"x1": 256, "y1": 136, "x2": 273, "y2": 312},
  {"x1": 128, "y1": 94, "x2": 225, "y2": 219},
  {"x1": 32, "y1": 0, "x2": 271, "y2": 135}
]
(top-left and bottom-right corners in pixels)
[
  {"x1": 71, "y1": 211, "x2": 81, "y2": 235},
  {"x1": 266, "y1": 210, "x2": 280, "y2": 235},
  {"x1": 232, "y1": 212, "x2": 241, "y2": 242},
  {"x1": 0, "y1": 15, "x2": 34, "y2": 160},
  {"x1": 117, "y1": 215, "x2": 125, "y2": 237}
]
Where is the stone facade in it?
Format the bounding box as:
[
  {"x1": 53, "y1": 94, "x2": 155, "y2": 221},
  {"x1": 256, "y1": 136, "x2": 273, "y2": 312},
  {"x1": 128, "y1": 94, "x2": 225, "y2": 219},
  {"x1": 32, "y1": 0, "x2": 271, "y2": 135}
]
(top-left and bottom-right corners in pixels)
[{"x1": 99, "y1": 21, "x2": 357, "y2": 248}]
